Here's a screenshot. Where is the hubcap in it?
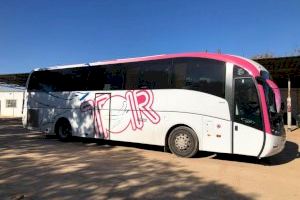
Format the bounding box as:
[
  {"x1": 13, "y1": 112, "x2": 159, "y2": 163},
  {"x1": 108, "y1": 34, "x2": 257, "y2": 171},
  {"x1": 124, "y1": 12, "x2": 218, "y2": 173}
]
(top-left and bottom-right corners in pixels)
[{"x1": 174, "y1": 132, "x2": 191, "y2": 151}]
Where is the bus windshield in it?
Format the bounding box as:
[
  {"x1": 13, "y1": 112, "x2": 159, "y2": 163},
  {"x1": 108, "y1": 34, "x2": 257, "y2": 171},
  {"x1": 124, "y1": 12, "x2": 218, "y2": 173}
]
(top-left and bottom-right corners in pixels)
[
  {"x1": 265, "y1": 79, "x2": 281, "y2": 113},
  {"x1": 263, "y1": 81, "x2": 277, "y2": 114},
  {"x1": 263, "y1": 79, "x2": 284, "y2": 135}
]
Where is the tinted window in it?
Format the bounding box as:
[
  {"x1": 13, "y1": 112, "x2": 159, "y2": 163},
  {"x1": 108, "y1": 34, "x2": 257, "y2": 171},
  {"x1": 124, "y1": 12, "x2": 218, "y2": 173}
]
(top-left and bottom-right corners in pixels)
[
  {"x1": 234, "y1": 78, "x2": 263, "y2": 130},
  {"x1": 125, "y1": 59, "x2": 171, "y2": 89},
  {"x1": 28, "y1": 71, "x2": 55, "y2": 92},
  {"x1": 87, "y1": 64, "x2": 125, "y2": 90},
  {"x1": 172, "y1": 58, "x2": 226, "y2": 98},
  {"x1": 27, "y1": 71, "x2": 39, "y2": 91},
  {"x1": 263, "y1": 82, "x2": 276, "y2": 113},
  {"x1": 56, "y1": 68, "x2": 89, "y2": 91},
  {"x1": 105, "y1": 65, "x2": 125, "y2": 90},
  {"x1": 28, "y1": 67, "x2": 89, "y2": 92},
  {"x1": 233, "y1": 66, "x2": 250, "y2": 78},
  {"x1": 125, "y1": 64, "x2": 139, "y2": 89},
  {"x1": 86, "y1": 66, "x2": 105, "y2": 90}
]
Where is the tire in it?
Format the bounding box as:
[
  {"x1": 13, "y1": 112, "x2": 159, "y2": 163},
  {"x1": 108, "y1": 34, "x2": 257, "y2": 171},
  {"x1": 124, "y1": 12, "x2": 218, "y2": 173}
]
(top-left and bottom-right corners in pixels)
[
  {"x1": 56, "y1": 120, "x2": 72, "y2": 142},
  {"x1": 168, "y1": 126, "x2": 199, "y2": 158}
]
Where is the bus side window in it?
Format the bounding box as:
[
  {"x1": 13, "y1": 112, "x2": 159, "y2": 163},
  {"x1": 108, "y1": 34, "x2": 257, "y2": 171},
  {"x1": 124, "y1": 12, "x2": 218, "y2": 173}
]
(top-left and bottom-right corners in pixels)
[
  {"x1": 137, "y1": 60, "x2": 170, "y2": 89},
  {"x1": 28, "y1": 71, "x2": 57, "y2": 92},
  {"x1": 87, "y1": 66, "x2": 105, "y2": 91},
  {"x1": 125, "y1": 64, "x2": 139, "y2": 90},
  {"x1": 27, "y1": 72, "x2": 39, "y2": 91},
  {"x1": 172, "y1": 63, "x2": 187, "y2": 89},
  {"x1": 125, "y1": 59, "x2": 171, "y2": 90},
  {"x1": 104, "y1": 65, "x2": 125, "y2": 90},
  {"x1": 172, "y1": 58, "x2": 226, "y2": 98},
  {"x1": 56, "y1": 68, "x2": 89, "y2": 91},
  {"x1": 29, "y1": 68, "x2": 90, "y2": 92}
]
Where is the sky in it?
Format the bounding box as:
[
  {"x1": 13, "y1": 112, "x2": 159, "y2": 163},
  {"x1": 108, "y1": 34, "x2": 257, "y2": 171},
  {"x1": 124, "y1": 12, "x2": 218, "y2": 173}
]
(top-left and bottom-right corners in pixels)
[{"x1": 0, "y1": 0, "x2": 300, "y2": 74}]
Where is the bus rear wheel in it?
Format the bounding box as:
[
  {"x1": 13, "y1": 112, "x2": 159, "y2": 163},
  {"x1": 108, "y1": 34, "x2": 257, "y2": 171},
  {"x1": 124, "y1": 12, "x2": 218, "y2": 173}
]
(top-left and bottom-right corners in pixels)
[
  {"x1": 56, "y1": 119, "x2": 72, "y2": 142},
  {"x1": 168, "y1": 126, "x2": 198, "y2": 158}
]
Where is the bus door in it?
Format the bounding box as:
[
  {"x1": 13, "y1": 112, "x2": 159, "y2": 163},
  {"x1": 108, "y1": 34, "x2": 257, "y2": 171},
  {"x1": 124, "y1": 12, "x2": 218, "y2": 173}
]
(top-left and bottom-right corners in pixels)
[
  {"x1": 233, "y1": 78, "x2": 264, "y2": 156},
  {"x1": 94, "y1": 93, "x2": 111, "y2": 140}
]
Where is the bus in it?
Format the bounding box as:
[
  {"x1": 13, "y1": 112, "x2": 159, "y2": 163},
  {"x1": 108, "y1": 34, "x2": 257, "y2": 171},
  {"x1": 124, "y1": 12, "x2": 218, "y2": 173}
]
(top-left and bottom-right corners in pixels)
[{"x1": 22, "y1": 52, "x2": 286, "y2": 158}]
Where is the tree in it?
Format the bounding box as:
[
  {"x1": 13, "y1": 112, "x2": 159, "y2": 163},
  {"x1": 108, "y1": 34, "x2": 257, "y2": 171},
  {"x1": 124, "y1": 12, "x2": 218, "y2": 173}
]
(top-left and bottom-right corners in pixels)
[{"x1": 251, "y1": 52, "x2": 274, "y2": 59}]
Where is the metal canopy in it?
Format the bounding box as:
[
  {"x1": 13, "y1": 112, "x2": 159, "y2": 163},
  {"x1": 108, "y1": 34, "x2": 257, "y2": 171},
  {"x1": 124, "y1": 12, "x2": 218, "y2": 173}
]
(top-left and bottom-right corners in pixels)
[
  {"x1": 255, "y1": 56, "x2": 300, "y2": 88},
  {"x1": 0, "y1": 73, "x2": 29, "y2": 87},
  {"x1": 254, "y1": 56, "x2": 300, "y2": 78}
]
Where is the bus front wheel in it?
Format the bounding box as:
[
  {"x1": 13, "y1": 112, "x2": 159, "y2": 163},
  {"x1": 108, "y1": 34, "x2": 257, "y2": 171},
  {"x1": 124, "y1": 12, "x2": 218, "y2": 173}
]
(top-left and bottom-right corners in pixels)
[
  {"x1": 168, "y1": 126, "x2": 199, "y2": 158},
  {"x1": 56, "y1": 119, "x2": 72, "y2": 142}
]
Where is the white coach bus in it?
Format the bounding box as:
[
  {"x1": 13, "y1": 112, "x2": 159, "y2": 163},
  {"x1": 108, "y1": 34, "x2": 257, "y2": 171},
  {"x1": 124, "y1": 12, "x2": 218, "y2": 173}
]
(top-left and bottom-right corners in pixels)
[{"x1": 23, "y1": 52, "x2": 286, "y2": 158}]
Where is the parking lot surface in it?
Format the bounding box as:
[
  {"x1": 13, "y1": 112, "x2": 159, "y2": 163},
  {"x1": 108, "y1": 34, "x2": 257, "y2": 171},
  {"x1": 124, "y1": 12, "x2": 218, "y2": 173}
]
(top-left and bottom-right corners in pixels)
[{"x1": 0, "y1": 118, "x2": 300, "y2": 200}]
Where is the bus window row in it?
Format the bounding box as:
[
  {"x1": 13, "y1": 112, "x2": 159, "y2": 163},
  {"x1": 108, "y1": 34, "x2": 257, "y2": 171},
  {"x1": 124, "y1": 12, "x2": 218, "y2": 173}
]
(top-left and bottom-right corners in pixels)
[{"x1": 28, "y1": 58, "x2": 226, "y2": 98}]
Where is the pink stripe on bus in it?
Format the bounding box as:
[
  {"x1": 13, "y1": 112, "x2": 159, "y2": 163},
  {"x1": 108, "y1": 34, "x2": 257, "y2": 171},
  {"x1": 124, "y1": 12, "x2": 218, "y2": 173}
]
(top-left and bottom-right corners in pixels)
[{"x1": 257, "y1": 85, "x2": 271, "y2": 134}]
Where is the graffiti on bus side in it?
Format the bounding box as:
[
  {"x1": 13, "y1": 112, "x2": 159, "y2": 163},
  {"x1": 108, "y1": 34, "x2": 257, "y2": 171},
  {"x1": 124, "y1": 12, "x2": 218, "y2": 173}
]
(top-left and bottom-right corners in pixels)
[{"x1": 80, "y1": 90, "x2": 160, "y2": 139}]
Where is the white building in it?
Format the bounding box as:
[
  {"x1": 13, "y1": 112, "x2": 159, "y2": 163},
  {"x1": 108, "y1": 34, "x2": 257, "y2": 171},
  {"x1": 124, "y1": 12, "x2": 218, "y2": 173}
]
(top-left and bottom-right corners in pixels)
[{"x1": 0, "y1": 85, "x2": 24, "y2": 117}]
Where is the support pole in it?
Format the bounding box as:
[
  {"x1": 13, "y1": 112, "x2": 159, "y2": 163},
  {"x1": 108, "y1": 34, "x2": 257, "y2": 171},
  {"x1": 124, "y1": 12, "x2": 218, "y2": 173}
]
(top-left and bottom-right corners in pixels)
[{"x1": 287, "y1": 77, "x2": 292, "y2": 131}]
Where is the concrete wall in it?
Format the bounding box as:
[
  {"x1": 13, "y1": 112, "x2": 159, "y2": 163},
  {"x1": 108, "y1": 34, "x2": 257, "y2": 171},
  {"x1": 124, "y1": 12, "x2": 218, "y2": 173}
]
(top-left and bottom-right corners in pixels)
[{"x1": 0, "y1": 91, "x2": 24, "y2": 117}]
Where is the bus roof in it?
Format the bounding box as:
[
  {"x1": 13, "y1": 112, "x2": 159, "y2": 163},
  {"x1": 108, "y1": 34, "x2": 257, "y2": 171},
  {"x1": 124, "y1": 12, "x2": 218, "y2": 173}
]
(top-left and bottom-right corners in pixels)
[{"x1": 33, "y1": 52, "x2": 264, "y2": 77}]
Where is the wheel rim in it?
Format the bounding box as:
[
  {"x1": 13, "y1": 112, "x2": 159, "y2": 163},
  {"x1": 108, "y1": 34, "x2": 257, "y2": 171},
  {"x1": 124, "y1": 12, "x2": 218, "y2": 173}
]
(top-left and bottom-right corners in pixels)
[{"x1": 174, "y1": 132, "x2": 191, "y2": 151}]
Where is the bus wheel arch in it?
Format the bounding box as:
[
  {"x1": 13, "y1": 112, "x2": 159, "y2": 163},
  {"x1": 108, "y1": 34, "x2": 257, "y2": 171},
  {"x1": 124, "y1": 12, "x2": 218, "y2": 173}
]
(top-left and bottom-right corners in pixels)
[
  {"x1": 165, "y1": 124, "x2": 199, "y2": 158},
  {"x1": 55, "y1": 117, "x2": 72, "y2": 142}
]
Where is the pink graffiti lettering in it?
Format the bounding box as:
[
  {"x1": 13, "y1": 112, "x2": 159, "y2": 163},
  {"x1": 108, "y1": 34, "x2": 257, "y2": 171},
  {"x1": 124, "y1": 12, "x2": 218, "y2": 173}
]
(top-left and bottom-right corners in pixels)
[{"x1": 80, "y1": 90, "x2": 160, "y2": 139}]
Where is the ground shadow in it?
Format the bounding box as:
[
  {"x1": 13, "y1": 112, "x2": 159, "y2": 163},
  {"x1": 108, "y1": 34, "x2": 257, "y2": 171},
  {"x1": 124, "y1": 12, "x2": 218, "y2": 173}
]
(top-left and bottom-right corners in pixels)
[
  {"x1": 39, "y1": 123, "x2": 299, "y2": 166},
  {"x1": 0, "y1": 117, "x2": 22, "y2": 126},
  {"x1": 0, "y1": 118, "x2": 257, "y2": 200},
  {"x1": 52, "y1": 135, "x2": 217, "y2": 159},
  {"x1": 212, "y1": 141, "x2": 299, "y2": 166},
  {"x1": 266, "y1": 141, "x2": 299, "y2": 165}
]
